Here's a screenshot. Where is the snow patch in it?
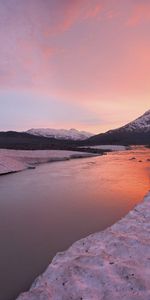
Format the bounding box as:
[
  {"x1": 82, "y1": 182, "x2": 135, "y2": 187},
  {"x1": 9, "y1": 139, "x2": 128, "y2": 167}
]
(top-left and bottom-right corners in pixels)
[
  {"x1": 120, "y1": 109, "x2": 150, "y2": 133},
  {"x1": 0, "y1": 149, "x2": 97, "y2": 175},
  {"x1": 83, "y1": 145, "x2": 126, "y2": 151}
]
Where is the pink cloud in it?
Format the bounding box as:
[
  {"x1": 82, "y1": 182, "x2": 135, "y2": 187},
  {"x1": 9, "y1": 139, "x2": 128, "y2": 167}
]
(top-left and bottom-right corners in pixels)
[
  {"x1": 0, "y1": 0, "x2": 149, "y2": 133},
  {"x1": 105, "y1": 9, "x2": 119, "y2": 20},
  {"x1": 127, "y1": 2, "x2": 150, "y2": 26},
  {"x1": 60, "y1": 2, "x2": 81, "y2": 32},
  {"x1": 84, "y1": 3, "x2": 103, "y2": 19},
  {"x1": 44, "y1": 1, "x2": 104, "y2": 37}
]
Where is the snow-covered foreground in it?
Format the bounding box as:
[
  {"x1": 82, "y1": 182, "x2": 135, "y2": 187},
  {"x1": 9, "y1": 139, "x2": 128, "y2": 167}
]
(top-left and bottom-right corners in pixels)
[
  {"x1": 0, "y1": 149, "x2": 97, "y2": 175},
  {"x1": 17, "y1": 191, "x2": 150, "y2": 300}
]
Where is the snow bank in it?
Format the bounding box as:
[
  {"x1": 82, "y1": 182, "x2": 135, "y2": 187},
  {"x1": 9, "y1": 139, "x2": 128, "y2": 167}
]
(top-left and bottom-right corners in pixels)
[
  {"x1": 84, "y1": 145, "x2": 126, "y2": 151},
  {"x1": 0, "y1": 149, "x2": 96, "y2": 175},
  {"x1": 17, "y1": 192, "x2": 150, "y2": 300}
]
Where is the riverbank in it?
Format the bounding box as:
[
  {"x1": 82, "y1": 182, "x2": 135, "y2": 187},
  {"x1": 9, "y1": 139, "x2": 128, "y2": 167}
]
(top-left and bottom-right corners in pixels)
[
  {"x1": 0, "y1": 149, "x2": 98, "y2": 175},
  {"x1": 17, "y1": 191, "x2": 150, "y2": 300}
]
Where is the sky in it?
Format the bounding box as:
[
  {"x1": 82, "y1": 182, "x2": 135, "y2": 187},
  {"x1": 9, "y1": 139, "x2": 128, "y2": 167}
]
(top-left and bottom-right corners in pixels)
[{"x1": 0, "y1": 0, "x2": 150, "y2": 133}]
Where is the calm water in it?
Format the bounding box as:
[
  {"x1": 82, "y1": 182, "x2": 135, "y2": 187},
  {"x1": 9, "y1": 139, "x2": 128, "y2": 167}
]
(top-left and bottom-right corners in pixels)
[{"x1": 0, "y1": 149, "x2": 150, "y2": 300}]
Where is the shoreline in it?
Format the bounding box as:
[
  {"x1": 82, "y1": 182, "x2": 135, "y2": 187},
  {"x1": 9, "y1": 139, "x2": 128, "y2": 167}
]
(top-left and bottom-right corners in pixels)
[
  {"x1": 17, "y1": 191, "x2": 150, "y2": 300},
  {"x1": 0, "y1": 149, "x2": 99, "y2": 176}
]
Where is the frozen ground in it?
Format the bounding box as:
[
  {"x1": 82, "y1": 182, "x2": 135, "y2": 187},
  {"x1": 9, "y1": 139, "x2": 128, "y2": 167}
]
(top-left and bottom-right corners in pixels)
[
  {"x1": 17, "y1": 191, "x2": 150, "y2": 300},
  {"x1": 0, "y1": 149, "x2": 97, "y2": 175}
]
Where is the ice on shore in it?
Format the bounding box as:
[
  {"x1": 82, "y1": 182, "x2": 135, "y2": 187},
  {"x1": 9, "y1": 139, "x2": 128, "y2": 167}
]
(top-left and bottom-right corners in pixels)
[
  {"x1": 17, "y1": 192, "x2": 150, "y2": 300},
  {"x1": 0, "y1": 149, "x2": 96, "y2": 175},
  {"x1": 82, "y1": 145, "x2": 126, "y2": 151}
]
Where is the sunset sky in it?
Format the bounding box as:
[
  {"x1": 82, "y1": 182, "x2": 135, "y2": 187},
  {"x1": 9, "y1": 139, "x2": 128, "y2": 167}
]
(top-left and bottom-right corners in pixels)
[{"x1": 0, "y1": 0, "x2": 150, "y2": 133}]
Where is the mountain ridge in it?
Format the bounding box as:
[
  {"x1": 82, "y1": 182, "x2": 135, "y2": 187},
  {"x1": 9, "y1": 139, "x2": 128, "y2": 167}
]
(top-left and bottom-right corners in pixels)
[
  {"x1": 110, "y1": 109, "x2": 150, "y2": 133},
  {"x1": 27, "y1": 128, "x2": 93, "y2": 141},
  {"x1": 87, "y1": 110, "x2": 150, "y2": 145},
  {"x1": 0, "y1": 110, "x2": 149, "y2": 149}
]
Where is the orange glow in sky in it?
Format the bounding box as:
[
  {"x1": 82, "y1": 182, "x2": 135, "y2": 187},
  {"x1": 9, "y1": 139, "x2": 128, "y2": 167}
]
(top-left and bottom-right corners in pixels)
[{"x1": 0, "y1": 0, "x2": 150, "y2": 132}]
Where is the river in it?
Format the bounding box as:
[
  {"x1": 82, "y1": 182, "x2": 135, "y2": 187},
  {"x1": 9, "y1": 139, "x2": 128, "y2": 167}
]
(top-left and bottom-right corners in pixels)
[{"x1": 0, "y1": 148, "x2": 149, "y2": 300}]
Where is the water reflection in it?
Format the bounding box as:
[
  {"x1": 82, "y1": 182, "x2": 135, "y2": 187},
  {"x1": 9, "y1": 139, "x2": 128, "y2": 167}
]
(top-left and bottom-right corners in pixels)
[{"x1": 0, "y1": 148, "x2": 149, "y2": 300}]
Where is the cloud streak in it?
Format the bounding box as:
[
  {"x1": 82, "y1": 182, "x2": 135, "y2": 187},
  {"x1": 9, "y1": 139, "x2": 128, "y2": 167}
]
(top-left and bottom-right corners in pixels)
[{"x1": 44, "y1": 0, "x2": 103, "y2": 36}]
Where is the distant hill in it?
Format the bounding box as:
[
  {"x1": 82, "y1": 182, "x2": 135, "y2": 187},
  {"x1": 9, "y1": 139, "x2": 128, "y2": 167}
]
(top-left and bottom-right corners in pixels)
[
  {"x1": 0, "y1": 131, "x2": 76, "y2": 150},
  {"x1": 0, "y1": 131, "x2": 104, "y2": 154},
  {"x1": 86, "y1": 110, "x2": 150, "y2": 145},
  {"x1": 27, "y1": 128, "x2": 93, "y2": 141}
]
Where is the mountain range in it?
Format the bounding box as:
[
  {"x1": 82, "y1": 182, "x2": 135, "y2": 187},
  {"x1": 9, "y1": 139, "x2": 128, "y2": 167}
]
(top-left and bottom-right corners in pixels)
[
  {"x1": 27, "y1": 128, "x2": 93, "y2": 141},
  {"x1": 0, "y1": 110, "x2": 149, "y2": 149}
]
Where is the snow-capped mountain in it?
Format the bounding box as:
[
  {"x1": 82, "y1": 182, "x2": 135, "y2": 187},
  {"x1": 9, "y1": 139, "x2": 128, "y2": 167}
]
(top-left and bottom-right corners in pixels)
[
  {"x1": 87, "y1": 110, "x2": 150, "y2": 145},
  {"x1": 110, "y1": 109, "x2": 150, "y2": 133},
  {"x1": 27, "y1": 128, "x2": 93, "y2": 141}
]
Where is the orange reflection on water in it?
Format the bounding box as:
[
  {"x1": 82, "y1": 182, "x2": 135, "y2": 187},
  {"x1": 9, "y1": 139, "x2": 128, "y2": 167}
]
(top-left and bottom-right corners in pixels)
[{"x1": 88, "y1": 147, "x2": 150, "y2": 211}]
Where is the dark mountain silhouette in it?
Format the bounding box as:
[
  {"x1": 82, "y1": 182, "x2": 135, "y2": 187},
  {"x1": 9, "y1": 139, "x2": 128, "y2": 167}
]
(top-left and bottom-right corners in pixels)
[{"x1": 86, "y1": 110, "x2": 150, "y2": 145}]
